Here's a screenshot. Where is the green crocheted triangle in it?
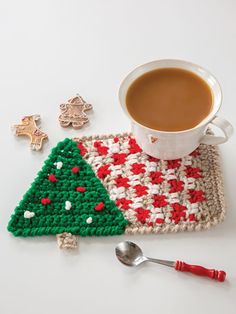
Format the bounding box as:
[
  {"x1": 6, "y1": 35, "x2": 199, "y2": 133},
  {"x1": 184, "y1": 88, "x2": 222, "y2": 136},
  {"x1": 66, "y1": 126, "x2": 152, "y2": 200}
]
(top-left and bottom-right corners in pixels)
[{"x1": 8, "y1": 138, "x2": 128, "y2": 237}]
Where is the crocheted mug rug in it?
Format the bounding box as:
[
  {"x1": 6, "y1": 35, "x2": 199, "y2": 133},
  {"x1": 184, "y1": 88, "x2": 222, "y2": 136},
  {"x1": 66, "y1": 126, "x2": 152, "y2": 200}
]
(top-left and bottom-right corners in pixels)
[
  {"x1": 7, "y1": 134, "x2": 225, "y2": 249},
  {"x1": 74, "y1": 133, "x2": 225, "y2": 235}
]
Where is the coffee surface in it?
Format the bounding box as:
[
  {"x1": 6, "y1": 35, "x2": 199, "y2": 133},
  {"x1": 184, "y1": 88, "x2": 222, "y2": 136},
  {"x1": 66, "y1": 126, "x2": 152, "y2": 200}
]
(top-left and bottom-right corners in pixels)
[{"x1": 126, "y1": 68, "x2": 213, "y2": 131}]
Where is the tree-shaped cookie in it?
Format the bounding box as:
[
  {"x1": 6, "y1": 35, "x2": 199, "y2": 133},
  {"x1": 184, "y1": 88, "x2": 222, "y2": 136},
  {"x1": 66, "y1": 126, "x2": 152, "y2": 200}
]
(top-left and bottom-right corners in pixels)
[
  {"x1": 59, "y1": 95, "x2": 92, "y2": 129},
  {"x1": 7, "y1": 138, "x2": 128, "y2": 247}
]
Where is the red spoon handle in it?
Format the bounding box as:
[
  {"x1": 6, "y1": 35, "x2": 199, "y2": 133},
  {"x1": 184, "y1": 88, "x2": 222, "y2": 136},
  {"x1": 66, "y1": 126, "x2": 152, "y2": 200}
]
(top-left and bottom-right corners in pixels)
[{"x1": 175, "y1": 261, "x2": 226, "y2": 282}]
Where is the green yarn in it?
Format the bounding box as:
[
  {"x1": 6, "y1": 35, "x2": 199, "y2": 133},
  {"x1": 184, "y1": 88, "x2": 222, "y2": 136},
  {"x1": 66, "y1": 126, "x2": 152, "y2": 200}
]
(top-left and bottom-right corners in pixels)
[{"x1": 7, "y1": 138, "x2": 128, "y2": 237}]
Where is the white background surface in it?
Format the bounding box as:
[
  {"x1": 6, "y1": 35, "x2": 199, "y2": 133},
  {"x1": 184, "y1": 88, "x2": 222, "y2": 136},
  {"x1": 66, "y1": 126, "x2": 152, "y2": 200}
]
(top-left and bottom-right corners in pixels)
[{"x1": 0, "y1": 1, "x2": 236, "y2": 313}]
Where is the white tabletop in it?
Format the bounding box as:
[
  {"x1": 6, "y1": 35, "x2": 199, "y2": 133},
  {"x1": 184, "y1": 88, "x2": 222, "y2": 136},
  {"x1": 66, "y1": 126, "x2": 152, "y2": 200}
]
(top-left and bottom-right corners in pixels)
[{"x1": 1, "y1": 1, "x2": 236, "y2": 313}]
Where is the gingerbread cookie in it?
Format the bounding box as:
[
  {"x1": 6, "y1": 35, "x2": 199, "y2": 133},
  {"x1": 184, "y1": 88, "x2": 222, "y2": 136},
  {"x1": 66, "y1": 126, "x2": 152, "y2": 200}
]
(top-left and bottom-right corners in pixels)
[
  {"x1": 12, "y1": 115, "x2": 48, "y2": 151},
  {"x1": 59, "y1": 95, "x2": 92, "y2": 129}
]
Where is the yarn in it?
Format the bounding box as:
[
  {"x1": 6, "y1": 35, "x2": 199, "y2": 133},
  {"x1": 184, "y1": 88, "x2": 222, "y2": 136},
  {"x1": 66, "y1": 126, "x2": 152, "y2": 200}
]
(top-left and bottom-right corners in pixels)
[
  {"x1": 41, "y1": 198, "x2": 51, "y2": 205},
  {"x1": 7, "y1": 138, "x2": 128, "y2": 237},
  {"x1": 55, "y1": 161, "x2": 63, "y2": 169},
  {"x1": 48, "y1": 174, "x2": 57, "y2": 182},
  {"x1": 71, "y1": 166, "x2": 79, "y2": 174},
  {"x1": 76, "y1": 187, "x2": 86, "y2": 192},
  {"x1": 7, "y1": 132, "x2": 226, "y2": 239},
  {"x1": 86, "y1": 217, "x2": 93, "y2": 224},
  {"x1": 65, "y1": 201, "x2": 72, "y2": 210},
  {"x1": 57, "y1": 232, "x2": 77, "y2": 249},
  {"x1": 94, "y1": 202, "x2": 105, "y2": 211},
  {"x1": 24, "y1": 211, "x2": 35, "y2": 219},
  {"x1": 74, "y1": 132, "x2": 226, "y2": 235}
]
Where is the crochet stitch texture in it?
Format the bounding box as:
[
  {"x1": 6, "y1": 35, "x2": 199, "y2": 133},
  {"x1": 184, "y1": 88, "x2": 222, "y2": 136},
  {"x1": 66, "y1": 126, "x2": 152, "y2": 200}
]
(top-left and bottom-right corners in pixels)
[
  {"x1": 75, "y1": 133, "x2": 225, "y2": 235},
  {"x1": 7, "y1": 138, "x2": 128, "y2": 237},
  {"x1": 8, "y1": 133, "x2": 225, "y2": 239}
]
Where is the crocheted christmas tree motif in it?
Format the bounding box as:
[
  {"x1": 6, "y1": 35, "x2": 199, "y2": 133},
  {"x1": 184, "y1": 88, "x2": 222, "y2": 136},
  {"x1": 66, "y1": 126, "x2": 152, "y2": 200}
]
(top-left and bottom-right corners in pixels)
[{"x1": 7, "y1": 138, "x2": 128, "y2": 239}]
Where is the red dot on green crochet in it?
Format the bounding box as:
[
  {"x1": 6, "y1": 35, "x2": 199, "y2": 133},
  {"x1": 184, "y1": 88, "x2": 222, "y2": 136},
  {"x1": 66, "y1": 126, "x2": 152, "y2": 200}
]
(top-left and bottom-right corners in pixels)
[
  {"x1": 72, "y1": 167, "x2": 79, "y2": 174},
  {"x1": 76, "y1": 186, "x2": 86, "y2": 192},
  {"x1": 95, "y1": 202, "x2": 105, "y2": 211},
  {"x1": 41, "y1": 198, "x2": 51, "y2": 205},
  {"x1": 48, "y1": 174, "x2": 57, "y2": 182}
]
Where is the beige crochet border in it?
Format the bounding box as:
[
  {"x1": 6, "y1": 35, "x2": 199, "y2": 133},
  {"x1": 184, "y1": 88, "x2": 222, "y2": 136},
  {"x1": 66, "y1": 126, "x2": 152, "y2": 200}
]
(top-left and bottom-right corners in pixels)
[{"x1": 74, "y1": 132, "x2": 226, "y2": 236}]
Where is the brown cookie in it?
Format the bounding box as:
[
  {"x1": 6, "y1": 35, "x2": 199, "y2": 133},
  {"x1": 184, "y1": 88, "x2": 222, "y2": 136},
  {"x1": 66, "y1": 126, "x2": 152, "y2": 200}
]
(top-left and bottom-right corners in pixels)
[
  {"x1": 12, "y1": 115, "x2": 48, "y2": 151},
  {"x1": 59, "y1": 95, "x2": 92, "y2": 129}
]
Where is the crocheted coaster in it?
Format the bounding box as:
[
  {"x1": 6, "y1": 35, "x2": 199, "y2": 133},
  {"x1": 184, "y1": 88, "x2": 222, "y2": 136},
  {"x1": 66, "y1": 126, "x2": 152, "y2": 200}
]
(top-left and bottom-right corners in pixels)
[
  {"x1": 7, "y1": 134, "x2": 225, "y2": 247},
  {"x1": 74, "y1": 133, "x2": 225, "y2": 234},
  {"x1": 7, "y1": 138, "x2": 128, "y2": 238}
]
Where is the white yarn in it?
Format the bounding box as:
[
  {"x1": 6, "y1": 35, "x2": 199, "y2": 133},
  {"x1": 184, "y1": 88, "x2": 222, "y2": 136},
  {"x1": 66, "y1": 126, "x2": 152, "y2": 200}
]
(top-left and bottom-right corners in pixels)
[
  {"x1": 65, "y1": 201, "x2": 72, "y2": 210},
  {"x1": 55, "y1": 161, "x2": 63, "y2": 169},
  {"x1": 86, "y1": 217, "x2": 93, "y2": 224},
  {"x1": 108, "y1": 144, "x2": 120, "y2": 154},
  {"x1": 148, "y1": 184, "x2": 160, "y2": 194},
  {"x1": 24, "y1": 211, "x2": 35, "y2": 219},
  {"x1": 190, "y1": 203, "x2": 199, "y2": 214}
]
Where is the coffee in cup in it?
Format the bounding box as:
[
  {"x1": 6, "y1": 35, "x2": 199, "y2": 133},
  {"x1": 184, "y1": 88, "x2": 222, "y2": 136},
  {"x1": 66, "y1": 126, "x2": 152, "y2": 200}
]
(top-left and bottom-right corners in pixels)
[{"x1": 126, "y1": 67, "x2": 213, "y2": 132}]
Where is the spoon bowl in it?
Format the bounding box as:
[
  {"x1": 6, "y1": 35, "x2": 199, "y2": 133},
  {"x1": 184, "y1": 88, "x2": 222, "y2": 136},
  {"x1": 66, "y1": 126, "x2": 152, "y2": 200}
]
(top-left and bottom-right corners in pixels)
[{"x1": 115, "y1": 241, "x2": 147, "y2": 266}]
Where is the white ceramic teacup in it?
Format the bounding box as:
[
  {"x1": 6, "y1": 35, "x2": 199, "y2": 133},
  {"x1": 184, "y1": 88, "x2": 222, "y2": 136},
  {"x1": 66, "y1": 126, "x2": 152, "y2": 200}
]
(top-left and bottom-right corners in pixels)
[{"x1": 119, "y1": 59, "x2": 234, "y2": 160}]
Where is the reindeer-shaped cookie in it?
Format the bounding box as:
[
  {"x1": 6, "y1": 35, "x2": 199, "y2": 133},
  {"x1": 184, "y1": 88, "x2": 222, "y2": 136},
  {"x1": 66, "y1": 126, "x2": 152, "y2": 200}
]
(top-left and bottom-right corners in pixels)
[
  {"x1": 13, "y1": 115, "x2": 48, "y2": 151},
  {"x1": 59, "y1": 95, "x2": 92, "y2": 129}
]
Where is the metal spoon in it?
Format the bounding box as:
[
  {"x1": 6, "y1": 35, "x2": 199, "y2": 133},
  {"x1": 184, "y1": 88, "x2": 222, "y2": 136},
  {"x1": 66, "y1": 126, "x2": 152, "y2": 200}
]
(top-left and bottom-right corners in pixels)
[{"x1": 115, "y1": 241, "x2": 226, "y2": 282}]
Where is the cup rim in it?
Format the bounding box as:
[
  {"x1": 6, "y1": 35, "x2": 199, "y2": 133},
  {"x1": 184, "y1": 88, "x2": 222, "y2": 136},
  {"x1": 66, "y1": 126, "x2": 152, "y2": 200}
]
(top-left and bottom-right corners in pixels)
[{"x1": 118, "y1": 59, "x2": 222, "y2": 134}]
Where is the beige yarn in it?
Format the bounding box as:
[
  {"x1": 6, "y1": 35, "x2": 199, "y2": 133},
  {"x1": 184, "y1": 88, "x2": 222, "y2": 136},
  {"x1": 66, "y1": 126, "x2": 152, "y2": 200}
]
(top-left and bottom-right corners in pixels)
[{"x1": 57, "y1": 232, "x2": 78, "y2": 249}]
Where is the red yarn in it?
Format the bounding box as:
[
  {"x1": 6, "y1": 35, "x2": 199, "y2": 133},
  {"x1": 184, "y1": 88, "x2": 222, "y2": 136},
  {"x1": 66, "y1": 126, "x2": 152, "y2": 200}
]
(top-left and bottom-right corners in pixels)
[
  {"x1": 153, "y1": 195, "x2": 168, "y2": 207},
  {"x1": 113, "y1": 137, "x2": 119, "y2": 143},
  {"x1": 167, "y1": 159, "x2": 181, "y2": 169},
  {"x1": 95, "y1": 202, "x2": 105, "y2": 211},
  {"x1": 170, "y1": 203, "x2": 187, "y2": 224},
  {"x1": 155, "y1": 218, "x2": 164, "y2": 224},
  {"x1": 168, "y1": 179, "x2": 184, "y2": 193},
  {"x1": 128, "y1": 138, "x2": 142, "y2": 154},
  {"x1": 93, "y1": 141, "x2": 109, "y2": 156},
  {"x1": 185, "y1": 166, "x2": 202, "y2": 178},
  {"x1": 190, "y1": 149, "x2": 200, "y2": 157},
  {"x1": 112, "y1": 153, "x2": 127, "y2": 165},
  {"x1": 76, "y1": 186, "x2": 86, "y2": 192},
  {"x1": 188, "y1": 190, "x2": 205, "y2": 203},
  {"x1": 115, "y1": 176, "x2": 130, "y2": 188},
  {"x1": 172, "y1": 203, "x2": 186, "y2": 211},
  {"x1": 97, "y1": 164, "x2": 111, "y2": 179},
  {"x1": 77, "y1": 142, "x2": 87, "y2": 156},
  {"x1": 48, "y1": 174, "x2": 57, "y2": 182},
  {"x1": 133, "y1": 184, "x2": 148, "y2": 197},
  {"x1": 41, "y1": 198, "x2": 51, "y2": 205},
  {"x1": 71, "y1": 167, "x2": 79, "y2": 174},
  {"x1": 131, "y1": 163, "x2": 145, "y2": 174},
  {"x1": 135, "y1": 208, "x2": 150, "y2": 224},
  {"x1": 150, "y1": 171, "x2": 164, "y2": 184},
  {"x1": 189, "y1": 213, "x2": 196, "y2": 221},
  {"x1": 148, "y1": 155, "x2": 160, "y2": 162},
  {"x1": 116, "y1": 198, "x2": 132, "y2": 210},
  {"x1": 94, "y1": 141, "x2": 102, "y2": 148}
]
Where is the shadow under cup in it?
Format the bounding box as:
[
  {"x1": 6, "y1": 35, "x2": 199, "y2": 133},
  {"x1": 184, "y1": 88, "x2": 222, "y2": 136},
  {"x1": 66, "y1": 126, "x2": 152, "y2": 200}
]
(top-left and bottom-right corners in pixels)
[{"x1": 119, "y1": 59, "x2": 233, "y2": 160}]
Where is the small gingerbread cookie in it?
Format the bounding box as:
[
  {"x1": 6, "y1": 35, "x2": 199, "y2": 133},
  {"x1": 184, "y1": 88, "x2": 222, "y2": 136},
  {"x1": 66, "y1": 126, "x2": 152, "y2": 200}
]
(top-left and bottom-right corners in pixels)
[
  {"x1": 12, "y1": 115, "x2": 48, "y2": 151},
  {"x1": 59, "y1": 95, "x2": 92, "y2": 129}
]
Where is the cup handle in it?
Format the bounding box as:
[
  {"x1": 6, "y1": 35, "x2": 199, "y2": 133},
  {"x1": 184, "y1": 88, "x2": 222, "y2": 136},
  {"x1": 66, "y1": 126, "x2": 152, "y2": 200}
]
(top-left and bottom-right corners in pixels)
[{"x1": 200, "y1": 116, "x2": 234, "y2": 145}]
